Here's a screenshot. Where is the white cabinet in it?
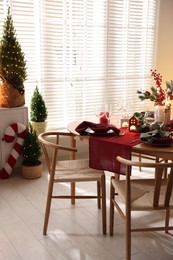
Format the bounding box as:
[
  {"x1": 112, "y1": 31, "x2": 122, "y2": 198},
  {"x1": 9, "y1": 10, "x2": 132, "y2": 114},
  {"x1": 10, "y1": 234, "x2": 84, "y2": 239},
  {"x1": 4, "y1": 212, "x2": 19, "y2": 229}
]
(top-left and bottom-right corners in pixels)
[{"x1": 0, "y1": 106, "x2": 28, "y2": 169}]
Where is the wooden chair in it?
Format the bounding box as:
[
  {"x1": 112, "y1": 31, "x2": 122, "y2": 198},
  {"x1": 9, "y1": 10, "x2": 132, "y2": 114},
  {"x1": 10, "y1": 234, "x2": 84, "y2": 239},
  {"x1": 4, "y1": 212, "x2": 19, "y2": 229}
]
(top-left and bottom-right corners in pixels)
[
  {"x1": 110, "y1": 156, "x2": 173, "y2": 260},
  {"x1": 132, "y1": 152, "x2": 168, "y2": 178},
  {"x1": 38, "y1": 131, "x2": 106, "y2": 235}
]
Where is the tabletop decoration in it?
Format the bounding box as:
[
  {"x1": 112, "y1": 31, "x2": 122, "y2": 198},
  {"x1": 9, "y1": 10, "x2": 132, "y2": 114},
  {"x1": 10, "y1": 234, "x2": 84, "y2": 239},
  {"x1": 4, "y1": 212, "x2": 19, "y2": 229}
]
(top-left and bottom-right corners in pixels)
[
  {"x1": 120, "y1": 118, "x2": 129, "y2": 128},
  {"x1": 165, "y1": 80, "x2": 173, "y2": 119},
  {"x1": 127, "y1": 111, "x2": 151, "y2": 133},
  {"x1": 95, "y1": 104, "x2": 112, "y2": 125},
  {"x1": 137, "y1": 124, "x2": 151, "y2": 133},
  {"x1": 137, "y1": 70, "x2": 172, "y2": 124},
  {"x1": 138, "y1": 119, "x2": 165, "y2": 133},
  {"x1": 133, "y1": 111, "x2": 146, "y2": 130},
  {"x1": 165, "y1": 80, "x2": 173, "y2": 100},
  {"x1": 128, "y1": 115, "x2": 138, "y2": 132},
  {"x1": 134, "y1": 111, "x2": 145, "y2": 121},
  {"x1": 137, "y1": 70, "x2": 165, "y2": 105},
  {"x1": 99, "y1": 112, "x2": 109, "y2": 125}
]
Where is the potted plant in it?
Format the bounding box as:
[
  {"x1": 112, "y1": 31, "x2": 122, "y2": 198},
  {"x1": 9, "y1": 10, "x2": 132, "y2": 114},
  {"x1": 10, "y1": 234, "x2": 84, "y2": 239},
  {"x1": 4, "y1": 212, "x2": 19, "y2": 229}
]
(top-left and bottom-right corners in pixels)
[
  {"x1": 21, "y1": 123, "x2": 42, "y2": 179},
  {"x1": 0, "y1": 7, "x2": 27, "y2": 107},
  {"x1": 30, "y1": 86, "x2": 48, "y2": 135}
]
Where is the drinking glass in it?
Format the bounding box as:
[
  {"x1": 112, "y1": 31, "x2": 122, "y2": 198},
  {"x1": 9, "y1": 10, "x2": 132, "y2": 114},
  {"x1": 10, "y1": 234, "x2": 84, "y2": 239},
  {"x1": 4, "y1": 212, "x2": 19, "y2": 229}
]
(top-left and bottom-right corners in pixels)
[
  {"x1": 95, "y1": 104, "x2": 112, "y2": 124},
  {"x1": 105, "y1": 104, "x2": 112, "y2": 123},
  {"x1": 143, "y1": 111, "x2": 155, "y2": 126},
  {"x1": 116, "y1": 99, "x2": 131, "y2": 118},
  {"x1": 95, "y1": 105, "x2": 105, "y2": 119}
]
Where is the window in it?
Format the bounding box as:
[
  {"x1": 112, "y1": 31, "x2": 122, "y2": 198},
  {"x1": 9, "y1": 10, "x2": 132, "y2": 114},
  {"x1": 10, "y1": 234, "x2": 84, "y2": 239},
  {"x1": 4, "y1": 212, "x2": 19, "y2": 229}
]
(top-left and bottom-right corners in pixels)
[{"x1": 0, "y1": 0, "x2": 159, "y2": 129}]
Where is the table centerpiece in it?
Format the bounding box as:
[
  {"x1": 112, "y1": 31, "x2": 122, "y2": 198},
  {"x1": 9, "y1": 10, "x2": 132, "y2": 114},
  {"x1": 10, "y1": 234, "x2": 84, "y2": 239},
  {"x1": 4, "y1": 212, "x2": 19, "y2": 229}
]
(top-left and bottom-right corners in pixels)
[{"x1": 137, "y1": 70, "x2": 172, "y2": 124}]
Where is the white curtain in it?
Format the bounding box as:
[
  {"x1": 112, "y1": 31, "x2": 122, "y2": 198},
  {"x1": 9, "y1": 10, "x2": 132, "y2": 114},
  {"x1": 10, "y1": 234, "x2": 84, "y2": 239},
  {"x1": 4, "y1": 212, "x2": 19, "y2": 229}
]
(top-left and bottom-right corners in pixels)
[{"x1": 0, "y1": 0, "x2": 159, "y2": 129}]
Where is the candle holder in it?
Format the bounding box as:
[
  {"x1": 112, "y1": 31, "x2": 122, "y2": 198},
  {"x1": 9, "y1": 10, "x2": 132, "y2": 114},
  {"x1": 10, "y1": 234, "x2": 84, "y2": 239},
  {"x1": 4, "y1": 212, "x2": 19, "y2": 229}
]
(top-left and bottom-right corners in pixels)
[
  {"x1": 100, "y1": 112, "x2": 109, "y2": 124},
  {"x1": 95, "y1": 104, "x2": 112, "y2": 125},
  {"x1": 164, "y1": 105, "x2": 171, "y2": 125},
  {"x1": 128, "y1": 115, "x2": 138, "y2": 132},
  {"x1": 120, "y1": 118, "x2": 129, "y2": 128}
]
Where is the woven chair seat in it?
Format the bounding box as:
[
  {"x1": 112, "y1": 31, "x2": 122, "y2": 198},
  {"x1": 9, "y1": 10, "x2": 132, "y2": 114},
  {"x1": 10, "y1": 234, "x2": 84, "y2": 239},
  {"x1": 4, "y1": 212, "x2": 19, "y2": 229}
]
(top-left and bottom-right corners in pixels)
[
  {"x1": 112, "y1": 178, "x2": 173, "y2": 210},
  {"x1": 54, "y1": 159, "x2": 104, "y2": 182}
]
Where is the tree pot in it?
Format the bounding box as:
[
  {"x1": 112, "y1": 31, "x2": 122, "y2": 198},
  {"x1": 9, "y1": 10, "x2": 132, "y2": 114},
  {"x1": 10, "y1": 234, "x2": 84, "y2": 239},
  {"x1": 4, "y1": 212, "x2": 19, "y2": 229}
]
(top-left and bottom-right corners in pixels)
[
  {"x1": 30, "y1": 121, "x2": 47, "y2": 136},
  {"x1": 21, "y1": 162, "x2": 42, "y2": 179}
]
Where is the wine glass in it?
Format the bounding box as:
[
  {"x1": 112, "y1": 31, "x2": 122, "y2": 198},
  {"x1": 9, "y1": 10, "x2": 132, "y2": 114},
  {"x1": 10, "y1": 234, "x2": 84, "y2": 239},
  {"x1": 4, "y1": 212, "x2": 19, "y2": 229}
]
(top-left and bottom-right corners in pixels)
[
  {"x1": 143, "y1": 111, "x2": 155, "y2": 129},
  {"x1": 95, "y1": 104, "x2": 105, "y2": 117},
  {"x1": 116, "y1": 99, "x2": 131, "y2": 118},
  {"x1": 105, "y1": 104, "x2": 112, "y2": 123},
  {"x1": 116, "y1": 100, "x2": 123, "y2": 113},
  {"x1": 95, "y1": 104, "x2": 111, "y2": 124}
]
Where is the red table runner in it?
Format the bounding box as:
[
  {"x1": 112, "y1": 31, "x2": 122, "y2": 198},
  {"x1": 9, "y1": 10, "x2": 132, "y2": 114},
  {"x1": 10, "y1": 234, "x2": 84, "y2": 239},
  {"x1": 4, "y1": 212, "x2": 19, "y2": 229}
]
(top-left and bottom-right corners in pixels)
[{"x1": 89, "y1": 129, "x2": 141, "y2": 174}]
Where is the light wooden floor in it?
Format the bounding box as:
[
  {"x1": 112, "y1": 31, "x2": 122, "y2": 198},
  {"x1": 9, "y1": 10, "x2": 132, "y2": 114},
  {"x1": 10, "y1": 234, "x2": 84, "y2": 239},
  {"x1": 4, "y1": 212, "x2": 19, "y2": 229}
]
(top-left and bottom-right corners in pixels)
[{"x1": 0, "y1": 164, "x2": 173, "y2": 260}]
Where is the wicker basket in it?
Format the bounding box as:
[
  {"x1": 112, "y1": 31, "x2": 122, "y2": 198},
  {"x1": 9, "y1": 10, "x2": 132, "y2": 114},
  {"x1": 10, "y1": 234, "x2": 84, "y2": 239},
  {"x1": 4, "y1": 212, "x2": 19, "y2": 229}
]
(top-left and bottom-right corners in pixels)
[
  {"x1": 30, "y1": 121, "x2": 47, "y2": 136},
  {"x1": 0, "y1": 75, "x2": 25, "y2": 108},
  {"x1": 21, "y1": 163, "x2": 42, "y2": 179}
]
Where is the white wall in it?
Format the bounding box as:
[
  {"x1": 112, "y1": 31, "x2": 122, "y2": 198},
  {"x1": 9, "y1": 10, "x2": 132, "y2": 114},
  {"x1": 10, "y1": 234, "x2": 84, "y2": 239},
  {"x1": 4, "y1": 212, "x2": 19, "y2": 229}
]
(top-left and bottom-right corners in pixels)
[{"x1": 157, "y1": 0, "x2": 173, "y2": 83}]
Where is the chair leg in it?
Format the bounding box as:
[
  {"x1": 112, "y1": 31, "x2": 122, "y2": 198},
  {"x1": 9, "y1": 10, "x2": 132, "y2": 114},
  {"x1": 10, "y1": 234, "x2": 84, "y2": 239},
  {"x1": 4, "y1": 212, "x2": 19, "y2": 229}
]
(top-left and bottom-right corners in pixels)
[
  {"x1": 126, "y1": 203, "x2": 131, "y2": 260},
  {"x1": 101, "y1": 175, "x2": 107, "y2": 235},
  {"x1": 163, "y1": 159, "x2": 168, "y2": 179},
  {"x1": 43, "y1": 196, "x2": 51, "y2": 235},
  {"x1": 139, "y1": 153, "x2": 142, "y2": 171},
  {"x1": 97, "y1": 180, "x2": 101, "y2": 209},
  {"x1": 70, "y1": 136, "x2": 76, "y2": 204},
  {"x1": 110, "y1": 176, "x2": 115, "y2": 236},
  {"x1": 71, "y1": 182, "x2": 75, "y2": 205},
  {"x1": 43, "y1": 181, "x2": 54, "y2": 235},
  {"x1": 165, "y1": 209, "x2": 170, "y2": 233}
]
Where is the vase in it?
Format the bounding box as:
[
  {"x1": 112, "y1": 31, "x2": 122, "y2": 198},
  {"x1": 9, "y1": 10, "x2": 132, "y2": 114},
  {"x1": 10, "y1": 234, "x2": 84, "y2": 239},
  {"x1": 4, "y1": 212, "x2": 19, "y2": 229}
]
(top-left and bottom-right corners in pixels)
[{"x1": 154, "y1": 105, "x2": 165, "y2": 123}]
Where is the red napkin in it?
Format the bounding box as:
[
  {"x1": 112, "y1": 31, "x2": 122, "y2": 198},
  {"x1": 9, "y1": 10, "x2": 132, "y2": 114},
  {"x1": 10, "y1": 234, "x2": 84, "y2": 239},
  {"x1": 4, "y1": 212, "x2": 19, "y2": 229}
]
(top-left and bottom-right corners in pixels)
[{"x1": 75, "y1": 121, "x2": 120, "y2": 135}]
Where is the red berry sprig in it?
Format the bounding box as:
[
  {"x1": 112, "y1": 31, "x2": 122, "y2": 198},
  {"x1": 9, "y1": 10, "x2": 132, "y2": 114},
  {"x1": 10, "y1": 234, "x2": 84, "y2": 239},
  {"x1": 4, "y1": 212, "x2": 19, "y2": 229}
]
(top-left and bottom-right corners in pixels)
[{"x1": 150, "y1": 69, "x2": 165, "y2": 102}]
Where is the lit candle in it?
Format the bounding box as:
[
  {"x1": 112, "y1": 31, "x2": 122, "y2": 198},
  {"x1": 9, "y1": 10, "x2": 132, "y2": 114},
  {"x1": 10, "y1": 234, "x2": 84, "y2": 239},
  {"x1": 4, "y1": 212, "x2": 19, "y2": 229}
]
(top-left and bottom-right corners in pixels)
[{"x1": 130, "y1": 125, "x2": 137, "y2": 131}]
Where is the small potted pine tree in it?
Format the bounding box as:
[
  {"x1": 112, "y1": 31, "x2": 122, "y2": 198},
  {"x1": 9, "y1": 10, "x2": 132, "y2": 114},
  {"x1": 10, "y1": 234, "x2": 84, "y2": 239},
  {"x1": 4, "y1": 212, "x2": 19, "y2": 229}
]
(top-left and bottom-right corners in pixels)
[
  {"x1": 30, "y1": 86, "x2": 48, "y2": 135},
  {"x1": 21, "y1": 123, "x2": 42, "y2": 179}
]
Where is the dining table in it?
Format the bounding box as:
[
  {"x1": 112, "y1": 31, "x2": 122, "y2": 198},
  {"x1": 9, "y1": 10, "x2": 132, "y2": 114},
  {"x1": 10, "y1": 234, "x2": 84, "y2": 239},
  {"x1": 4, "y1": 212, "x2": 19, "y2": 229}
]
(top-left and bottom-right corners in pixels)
[{"x1": 67, "y1": 119, "x2": 173, "y2": 175}]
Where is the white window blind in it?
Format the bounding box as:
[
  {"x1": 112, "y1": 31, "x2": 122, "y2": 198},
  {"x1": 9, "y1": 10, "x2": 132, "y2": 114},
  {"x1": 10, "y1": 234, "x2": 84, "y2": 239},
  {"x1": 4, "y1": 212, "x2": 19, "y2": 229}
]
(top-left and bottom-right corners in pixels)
[
  {"x1": 0, "y1": 0, "x2": 159, "y2": 129},
  {"x1": 0, "y1": 0, "x2": 39, "y2": 105},
  {"x1": 107, "y1": 0, "x2": 159, "y2": 113}
]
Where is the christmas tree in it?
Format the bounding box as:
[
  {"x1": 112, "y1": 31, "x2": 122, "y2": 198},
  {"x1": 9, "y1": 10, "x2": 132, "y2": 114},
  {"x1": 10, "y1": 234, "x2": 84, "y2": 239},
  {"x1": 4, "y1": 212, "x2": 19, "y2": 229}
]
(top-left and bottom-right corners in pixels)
[
  {"x1": 30, "y1": 86, "x2": 48, "y2": 122},
  {"x1": 0, "y1": 7, "x2": 27, "y2": 94},
  {"x1": 22, "y1": 123, "x2": 42, "y2": 166}
]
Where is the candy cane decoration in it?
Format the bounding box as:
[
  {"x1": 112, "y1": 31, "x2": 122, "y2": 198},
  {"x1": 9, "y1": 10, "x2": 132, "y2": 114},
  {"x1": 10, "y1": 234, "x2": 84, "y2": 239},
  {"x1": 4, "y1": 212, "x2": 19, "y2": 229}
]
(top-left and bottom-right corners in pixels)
[{"x1": 0, "y1": 123, "x2": 27, "y2": 179}]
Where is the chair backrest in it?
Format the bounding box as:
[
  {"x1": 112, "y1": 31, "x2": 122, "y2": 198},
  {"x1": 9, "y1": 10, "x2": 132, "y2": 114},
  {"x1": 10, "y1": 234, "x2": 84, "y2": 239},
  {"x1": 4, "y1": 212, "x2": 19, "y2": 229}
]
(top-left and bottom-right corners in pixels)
[
  {"x1": 38, "y1": 132, "x2": 77, "y2": 176},
  {"x1": 116, "y1": 156, "x2": 173, "y2": 208}
]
